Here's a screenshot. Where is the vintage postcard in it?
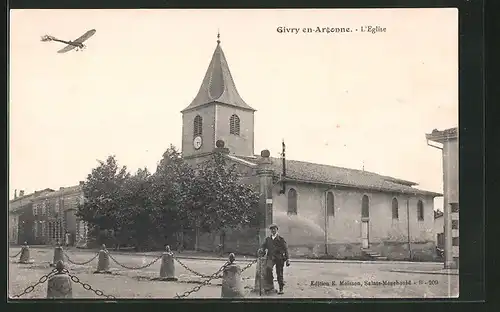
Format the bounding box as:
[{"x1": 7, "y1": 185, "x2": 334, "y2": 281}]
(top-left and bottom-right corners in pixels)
[{"x1": 9, "y1": 8, "x2": 459, "y2": 299}]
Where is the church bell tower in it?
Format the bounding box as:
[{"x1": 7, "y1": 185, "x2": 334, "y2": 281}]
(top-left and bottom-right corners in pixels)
[{"x1": 181, "y1": 33, "x2": 256, "y2": 160}]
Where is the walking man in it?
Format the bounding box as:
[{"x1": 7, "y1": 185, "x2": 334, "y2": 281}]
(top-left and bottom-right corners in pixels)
[{"x1": 260, "y1": 223, "x2": 290, "y2": 294}]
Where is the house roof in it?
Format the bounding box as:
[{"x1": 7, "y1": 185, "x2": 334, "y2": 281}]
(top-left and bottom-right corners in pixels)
[
  {"x1": 426, "y1": 127, "x2": 458, "y2": 143},
  {"x1": 233, "y1": 155, "x2": 442, "y2": 197},
  {"x1": 10, "y1": 184, "x2": 82, "y2": 205},
  {"x1": 10, "y1": 188, "x2": 54, "y2": 204},
  {"x1": 181, "y1": 36, "x2": 255, "y2": 113},
  {"x1": 33, "y1": 184, "x2": 82, "y2": 200}
]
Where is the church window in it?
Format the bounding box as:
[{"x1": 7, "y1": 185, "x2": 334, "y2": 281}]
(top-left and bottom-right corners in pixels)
[
  {"x1": 326, "y1": 192, "x2": 335, "y2": 217},
  {"x1": 194, "y1": 115, "x2": 203, "y2": 137},
  {"x1": 392, "y1": 198, "x2": 399, "y2": 219},
  {"x1": 288, "y1": 188, "x2": 297, "y2": 215},
  {"x1": 230, "y1": 114, "x2": 240, "y2": 135},
  {"x1": 417, "y1": 200, "x2": 424, "y2": 221},
  {"x1": 361, "y1": 195, "x2": 369, "y2": 218}
]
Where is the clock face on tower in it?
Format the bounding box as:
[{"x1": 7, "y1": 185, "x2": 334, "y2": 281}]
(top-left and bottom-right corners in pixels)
[{"x1": 193, "y1": 136, "x2": 203, "y2": 150}]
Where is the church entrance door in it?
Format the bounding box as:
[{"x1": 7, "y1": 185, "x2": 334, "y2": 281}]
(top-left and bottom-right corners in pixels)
[{"x1": 361, "y1": 221, "x2": 369, "y2": 248}]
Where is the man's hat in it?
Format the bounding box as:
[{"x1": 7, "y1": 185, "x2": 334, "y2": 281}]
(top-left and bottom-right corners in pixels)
[{"x1": 269, "y1": 224, "x2": 278, "y2": 230}]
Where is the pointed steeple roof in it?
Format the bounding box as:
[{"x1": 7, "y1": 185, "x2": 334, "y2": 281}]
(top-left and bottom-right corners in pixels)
[{"x1": 181, "y1": 33, "x2": 255, "y2": 113}]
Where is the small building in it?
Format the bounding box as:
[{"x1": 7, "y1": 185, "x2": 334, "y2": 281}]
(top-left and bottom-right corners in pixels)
[
  {"x1": 31, "y1": 182, "x2": 87, "y2": 246},
  {"x1": 426, "y1": 127, "x2": 459, "y2": 268},
  {"x1": 9, "y1": 189, "x2": 54, "y2": 245},
  {"x1": 179, "y1": 35, "x2": 442, "y2": 260},
  {"x1": 9, "y1": 183, "x2": 89, "y2": 247}
]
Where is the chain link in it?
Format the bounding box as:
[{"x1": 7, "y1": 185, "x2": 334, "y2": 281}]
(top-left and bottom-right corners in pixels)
[
  {"x1": 174, "y1": 255, "x2": 257, "y2": 279},
  {"x1": 63, "y1": 269, "x2": 116, "y2": 299},
  {"x1": 173, "y1": 257, "x2": 221, "y2": 279},
  {"x1": 239, "y1": 258, "x2": 258, "y2": 273},
  {"x1": 64, "y1": 252, "x2": 99, "y2": 266},
  {"x1": 108, "y1": 252, "x2": 162, "y2": 270},
  {"x1": 11, "y1": 268, "x2": 59, "y2": 298},
  {"x1": 9, "y1": 249, "x2": 22, "y2": 258},
  {"x1": 174, "y1": 261, "x2": 230, "y2": 299}
]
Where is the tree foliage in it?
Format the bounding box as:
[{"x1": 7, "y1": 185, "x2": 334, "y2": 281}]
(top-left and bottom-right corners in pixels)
[
  {"x1": 76, "y1": 155, "x2": 130, "y2": 232},
  {"x1": 78, "y1": 146, "x2": 260, "y2": 250},
  {"x1": 149, "y1": 145, "x2": 196, "y2": 238},
  {"x1": 183, "y1": 153, "x2": 259, "y2": 234}
]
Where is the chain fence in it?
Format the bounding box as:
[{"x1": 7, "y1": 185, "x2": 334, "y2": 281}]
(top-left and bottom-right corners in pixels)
[
  {"x1": 174, "y1": 260, "x2": 230, "y2": 299},
  {"x1": 11, "y1": 246, "x2": 260, "y2": 299},
  {"x1": 11, "y1": 268, "x2": 58, "y2": 298},
  {"x1": 64, "y1": 252, "x2": 99, "y2": 266},
  {"x1": 173, "y1": 257, "x2": 221, "y2": 279},
  {"x1": 108, "y1": 252, "x2": 162, "y2": 270},
  {"x1": 239, "y1": 258, "x2": 259, "y2": 274},
  {"x1": 172, "y1": 256, "x2": 258, "y2": 299},
  {"x1": 9, "y1": 249, "x2": 22, "y2": 258},
  {"x1": 173, "y1": 255, "x2": 257, "y2": 279},
  {"x1": 65, "y1": 269, "x2": 116, "y2": 299},
  {"x1": 10, "y1": 266, "x2": 116, "y2": 299}
]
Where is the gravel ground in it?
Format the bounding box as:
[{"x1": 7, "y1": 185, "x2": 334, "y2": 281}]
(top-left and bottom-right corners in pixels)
[{"x1": 8, "y1": 247, "x2": 459, "y2": 299}]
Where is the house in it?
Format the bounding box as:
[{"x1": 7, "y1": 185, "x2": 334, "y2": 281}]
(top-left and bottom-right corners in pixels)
[
  {"x1": 31, "y1": 182, "x2": 88, "y2": 246},
  {"x1": 9, "y1": 183, "x2": 89, "y2": 247},
  {"x1": 426, "y1": 127, "x2": 459, "y2": 268},
  {"x1": 178, "y1": 35, "x2": 442, "y2": 260}
]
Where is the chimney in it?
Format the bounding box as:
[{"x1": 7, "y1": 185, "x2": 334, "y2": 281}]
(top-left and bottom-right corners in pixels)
[
  {"x1": 19, "y1": 190, "x2": 25, "y2": 197},
  {"x1": 14, "y1": 189, "x2": 17, "y2": 199}
]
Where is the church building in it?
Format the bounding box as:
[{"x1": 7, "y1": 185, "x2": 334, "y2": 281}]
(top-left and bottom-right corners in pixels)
[{"x1": 179, "y1": 35, "x2": 442, "y2": 261}]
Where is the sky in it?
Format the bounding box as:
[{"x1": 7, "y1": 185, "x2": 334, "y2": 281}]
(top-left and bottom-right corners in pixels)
[{"x1": 9, "y1": 9, "x2": 458, "y2": 210}]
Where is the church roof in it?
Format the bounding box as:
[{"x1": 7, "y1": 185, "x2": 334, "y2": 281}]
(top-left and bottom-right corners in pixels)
[
  {"x1": 235, "y1": 155, "x2": 442, "y2": 197},
  {"x1": 181, "y1": 36, "x2": 255, "y2": 113}
]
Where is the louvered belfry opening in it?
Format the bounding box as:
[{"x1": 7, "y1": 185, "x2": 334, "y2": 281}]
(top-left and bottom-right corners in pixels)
[
  {"x1": 229, "y1": 114, "x2": 240, "y2": 135},
  {"x1": 193, "y1": 115, "x2": 203, "y2": 137}
]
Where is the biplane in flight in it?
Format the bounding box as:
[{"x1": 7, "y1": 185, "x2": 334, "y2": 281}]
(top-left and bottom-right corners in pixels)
[{"x1": 41, "y1": 29, "x2": 96, "y2": 53}]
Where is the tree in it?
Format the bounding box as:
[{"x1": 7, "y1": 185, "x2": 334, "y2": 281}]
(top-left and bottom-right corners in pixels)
[
  {"x1": 184, "y1": 152, "x2": 260, "y2": 250},
  {"x1": 116, "y1": 167, "x2": 153, "y2": 249},
  {"x1": 149, "y1": 145, "x2": 196, "y2": 247},
  {"x1": 76, "y1": 155, "x2": 130, "y2": 245},
  {"x1": 76, "y1": 146, "x2": 261, "y2": 252}
]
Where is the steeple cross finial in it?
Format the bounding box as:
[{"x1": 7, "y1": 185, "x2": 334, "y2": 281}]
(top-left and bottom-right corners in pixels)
[{"x1": 217, "y1": 29, "x2": 220, "y2": 44}]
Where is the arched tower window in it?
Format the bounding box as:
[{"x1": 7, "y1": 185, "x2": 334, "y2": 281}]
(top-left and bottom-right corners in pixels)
[
  {"x1": 326, "y1": 192, "x2": 335, "y2": 217},
  {"x1": 193, "y1": 115, "x2": 203, "y2": 137},
  {"x1": 288, "y1": 188, "x2": 297, "y2": 215},
  {"x1": 392, "y1": 198, "x2": 399, "y2": 219},
  {"x1": 361, "y1": 195, "x2": 369, "y2": 218},
  {"x1": 230, "y1": 114, "x2": 240, "y2": 135},
  {"x1": 417, "y1": 200, "x2": 424, "y2": 221}
]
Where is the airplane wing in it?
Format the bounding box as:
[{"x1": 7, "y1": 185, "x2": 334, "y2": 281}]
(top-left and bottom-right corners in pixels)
[
  {"x1": 57, "y1": 44, "x2": 77, "y2": 54},
  {"x1": 73, "y1": 29, "x2": 96, "y2": 44}
]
